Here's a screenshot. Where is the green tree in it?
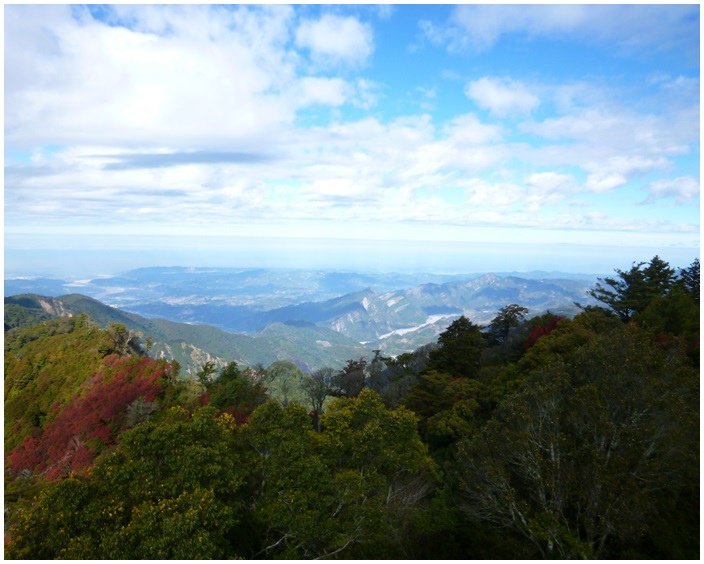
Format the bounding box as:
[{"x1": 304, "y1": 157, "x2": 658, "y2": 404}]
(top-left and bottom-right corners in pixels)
[
  {"x1": 428, "y1": 316, "x2": 486, "y2": 377},
  {"x1": 380, "y1": 344, "x2": 434, "y2": 408},
  {"x1": 125, "y1": 396, "x2": 159, "y2": 428},
  {"x1": 588, "y1": 255, "x2": 676, "y2": 322},
  {"x1": 207, "y1": 361, "x2": 268, "y2": 415},
  {"x1": 403, "y1": 370, "x2": 488, "y2": 454},
  {"x1": 317, "y1": 389, "x2": 438, "y2": 558},
  {"x1": 244, "y1": 390, "x2": 437, "y2": 559},
  {"x1": 5, "y1": 317, "x2": 113, "y2": 451},
  {"x1": 6, "y1": 406, "x2": 248, "y2": 559},
  {"x1": 677, "y1": 257, "x2": 700, "y2": 303},
  {"x1": 332, "y1": 357, "x2": 367, "y2": 398},
  {"x1": 195, "y1": 360, "x2": 218, "y2": 389},
  {"x1": 456, "y1": 320, "x2": 698, "y2": 559},
  {"x1": 265, "y1": 360, "x2": 307, "y2": 406},
  {"x1": 100, "y1": 323, "x2": 144, "y2": 356},
  {"x1": 485, "y1": 304, "x2": 529, "y2": 345},
  {"x1": 302, "y1": 367, "x2": 335, "y2": 432},
  {"x1": 367, "y1": 349, "x2": 391, "y2": 395},
  {"x1": 244, "y1": 400, "x2": 335, "y2": 558}
]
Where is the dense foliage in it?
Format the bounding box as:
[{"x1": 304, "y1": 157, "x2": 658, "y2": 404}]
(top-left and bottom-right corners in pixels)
[
  {"x1": 4, "y1": 257, "x2": 699, "y2": 559},
  {"x1": 5, "y1": 315, "x2": 117, "y2": 451},
  {"x1": 8, "y1": 354, "x2": 169, "y2": 480}
]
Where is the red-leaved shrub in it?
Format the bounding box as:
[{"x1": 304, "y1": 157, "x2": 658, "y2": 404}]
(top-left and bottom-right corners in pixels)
[{"x1": 8, "y1": 357, "x2": 168, "y2": 479}]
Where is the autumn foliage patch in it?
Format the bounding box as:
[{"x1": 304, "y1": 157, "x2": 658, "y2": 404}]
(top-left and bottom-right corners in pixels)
[
  {"x1": 524, "y1": 315, "x2": 564, "y2": 350},
  {"x1": 8, "y1": 356, "x2": 168, "y2": 479}
]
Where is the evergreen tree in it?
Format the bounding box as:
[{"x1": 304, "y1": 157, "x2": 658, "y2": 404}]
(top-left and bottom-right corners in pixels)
[
  {"x1": 677, "y1": 257, "x2": 700, "y2": 303},
  {"x1": 485, "y1": 304, "x2": 529, "y2": 346},
  {"x1": 428, "y1": 316, "x2": 486, "y2": 377},
  {"x1": 332, "y1": 357, "x2": 367, "y2": 398},
  {"x1": 456, "y1": 318, "x2": 698, "y2": 559},
  {"x1": 588, "y1": 255, "x2": 676, "y2": 322},
  {"x1": 244, "y1": 391, "x2": 437, "y2": 559}
]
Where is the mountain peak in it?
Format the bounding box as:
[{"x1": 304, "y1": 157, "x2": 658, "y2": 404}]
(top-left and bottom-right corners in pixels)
[{"x1": 473, "y1": 273, "x2": 501, "y2": 285}]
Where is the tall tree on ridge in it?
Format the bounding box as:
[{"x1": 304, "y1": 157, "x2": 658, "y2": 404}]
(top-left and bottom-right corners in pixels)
[{"x1": 588, "y1": 255, "x2": 676, "y2": 322}]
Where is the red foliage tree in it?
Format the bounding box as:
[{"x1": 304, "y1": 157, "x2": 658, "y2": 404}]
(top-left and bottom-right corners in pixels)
[
  {"x1": 524, "y1": 315, "x2": 564, "y2": 351},
  {"x1": 8, "y1": 357, "x2": 169, "y2": 479},
  {"x1": 222, "y1": 405, "x2": 250, "y2": 426}
]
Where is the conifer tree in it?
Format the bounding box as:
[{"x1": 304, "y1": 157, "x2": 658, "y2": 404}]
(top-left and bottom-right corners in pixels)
[
  {"x1": 588, "y1": 255, "x2": 675, "y2": 321},
  {"x1": 678, "y1": 257, "x2": 700, "y2": 303}
]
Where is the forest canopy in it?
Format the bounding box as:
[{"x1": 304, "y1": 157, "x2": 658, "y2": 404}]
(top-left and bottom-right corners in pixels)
[{"x1": 4, "y1": 257, "x2": 699, "y2": 559}]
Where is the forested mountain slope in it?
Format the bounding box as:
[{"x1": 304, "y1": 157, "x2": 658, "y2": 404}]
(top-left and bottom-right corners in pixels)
[
  {"x1": 5, "y1": 257, "x2": 699, "y2": 559},
  {"x1": 4, "y1": 294, "x2": 373, "y2": 373},
  {"x1": 5, "y1": 270, "x2": 594, "y2": 372},
  {"x1": 5, "y1": 316, "x2": 123, "y2": 453}
]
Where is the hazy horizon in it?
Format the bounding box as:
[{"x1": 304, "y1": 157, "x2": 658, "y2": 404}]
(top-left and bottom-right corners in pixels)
[
  {"x1": 4, "y1": 234, "x2": 699, "y2": 280},
  {"x1": 5, "y1": 5, "x2": 699, "y2": 281}
]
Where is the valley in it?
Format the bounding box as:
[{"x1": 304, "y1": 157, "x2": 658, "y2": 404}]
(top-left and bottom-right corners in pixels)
[{"x1": 5, "y1": 267, "x2": 600, "y2": 374}]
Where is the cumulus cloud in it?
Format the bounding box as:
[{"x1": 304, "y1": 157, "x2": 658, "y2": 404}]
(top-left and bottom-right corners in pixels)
[
  {"x1": 4, "y1": 5, "x2": 362, "y2": 151},
  {"x1": 294, "y1": 14, "x2": 374, "y2": 68},
  {"x1": 517, "y1": 94, "x2": 697, "y2": 194},
  {"x1": 465, "y1": 77, "x2": 539, "y2": 117},
  {"x1": 457, "y1": 171, "x2": 580, "y2": 215}
]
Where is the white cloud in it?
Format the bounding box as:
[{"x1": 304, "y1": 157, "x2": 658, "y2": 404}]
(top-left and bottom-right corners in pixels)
[
  {"x1": 442, "y1": 113, "x2": 503, "y2": 145},
  {"x1": 584, "y1": 156, "x2": 670, "y2": 193},
  {"x1": 521, "y1": 109, "x2": 607, "y2": 140},
  {"x1": 645, "y1": 177, "x2": 700, "y2": 204},
  {"x1": 465, "y1": 77, "x2": 539, "y2": 117},
  {"x1": 584, "y1": 174, "x2": 626, "y2": 194},
  {"x1": 352, "y1": 78, "x2": 381, "y2": 110},
  {"x1": 416, "y1": 85, "x2": 437, "y2": 110},
  {"x1": 305, "y1": 177, "x2": 370, "y2": 199},
  {"x1": 522, "y1": 76, "x2": 698, "y2": 153},
  {"x1": 457, "y1": 171, "x2": 580, "y2": 215},
  {"x1": 462, "y1": 178, "x2": 523, "y2": 209},
  {"x1": 427, "y1": 4, "x2": 699, "y2": 56},
  {"x1": 525, "y1": 172, "x2": 579, "y2": 199},
  {"x1": 5, "y1": 5, "x2": 371, "y2": 152},
  {"x1": 4, "y1": 5, "x2": 697, "y2": 250},
  {"x1": 374, "y1": 5, "x2": 395, "y2": 21},
  {"x1": 517, "y1": 96, "x2": 697, "y2": 194},
  {"x1": 451, "y1": 5, "x2": 590, "y2": 51},
  {"x1": 294, "y1": 14, "x2": 374, "y2": 68},
  {"x1": 295, "y1": 77, "x2": 351, "y2": 107},
  {"x1": 417, "y1": 86, "x2": 437, "y2": 99}
]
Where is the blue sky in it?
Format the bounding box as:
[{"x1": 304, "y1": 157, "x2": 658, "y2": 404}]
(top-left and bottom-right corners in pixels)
[{"x1": 4, "y1": 4, "x2": 700, "y2": 277}]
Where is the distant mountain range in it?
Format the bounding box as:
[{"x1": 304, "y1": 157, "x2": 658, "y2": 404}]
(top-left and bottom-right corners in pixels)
[
  {"x1": 5, "y1": 266, "x2": 600, "y2": 307},
  {"x1": 5, "y1": 267, "x2": 600, "y2": 372},
  {"x1": 4, "y1": 293, "x2": 373, "y2": 375}
]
